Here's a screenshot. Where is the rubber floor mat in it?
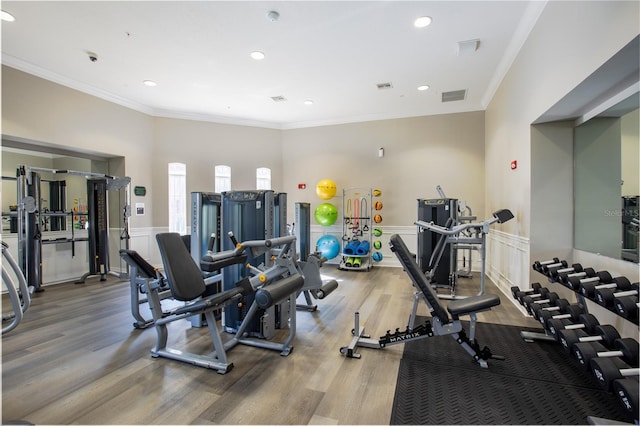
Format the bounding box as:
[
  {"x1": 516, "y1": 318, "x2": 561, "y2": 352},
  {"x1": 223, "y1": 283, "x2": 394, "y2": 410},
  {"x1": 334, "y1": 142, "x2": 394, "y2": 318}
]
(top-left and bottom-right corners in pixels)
[{"x1": 390, "y1": 319, "x2": 635, "y2": 425}]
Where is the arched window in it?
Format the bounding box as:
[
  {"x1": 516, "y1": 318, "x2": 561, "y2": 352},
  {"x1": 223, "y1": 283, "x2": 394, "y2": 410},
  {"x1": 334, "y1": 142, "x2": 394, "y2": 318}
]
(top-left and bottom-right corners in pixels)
[
  {"x1": 256, "y1": 167, "x2": 271, "y2": 190},
  {"x1": 168, "y1": 162, "x2": 187, "y2": 234},
  {"x1": 215, "y1": 165, "x2": 231, "y2": 193}
]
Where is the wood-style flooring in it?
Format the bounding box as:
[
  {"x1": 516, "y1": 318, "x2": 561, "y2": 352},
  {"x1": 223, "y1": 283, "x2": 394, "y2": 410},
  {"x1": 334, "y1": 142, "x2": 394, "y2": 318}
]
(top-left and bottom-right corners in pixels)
[{"x1": 2, "y1": 265, "x2": 538, "y2": 425}]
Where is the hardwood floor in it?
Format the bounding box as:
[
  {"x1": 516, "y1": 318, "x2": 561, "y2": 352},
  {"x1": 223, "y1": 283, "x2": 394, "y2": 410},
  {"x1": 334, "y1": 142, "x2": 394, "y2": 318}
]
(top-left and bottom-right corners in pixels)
[{"x1": 2, "y1": 265, "x2": 537, "y2": 425}]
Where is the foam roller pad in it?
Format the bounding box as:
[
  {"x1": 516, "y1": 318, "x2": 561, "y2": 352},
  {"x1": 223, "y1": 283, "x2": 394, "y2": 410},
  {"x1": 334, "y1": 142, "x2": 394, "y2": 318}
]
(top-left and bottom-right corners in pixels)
[
  {"x1": 255, "y1": 274, "x2": 304, "y2": 309},
  {"x1": 355, "y1": 240, "x2": 370, "y2": 255},
  {"x1": 344, "y1": 240, "x2": 361, "y2": 255}
]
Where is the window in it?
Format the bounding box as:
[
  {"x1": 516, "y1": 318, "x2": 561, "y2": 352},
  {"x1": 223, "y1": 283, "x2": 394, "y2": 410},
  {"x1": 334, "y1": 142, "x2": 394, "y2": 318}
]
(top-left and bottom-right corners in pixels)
[
  {"x1": 215, "y1": 165, "x2": 231, "y2": 193},
  {"x1": 256, "y1": 167, "x2": 271, "y2": 190},
  {"x1": 168, "y1": 162, "x2": 187, "y2": 234}
]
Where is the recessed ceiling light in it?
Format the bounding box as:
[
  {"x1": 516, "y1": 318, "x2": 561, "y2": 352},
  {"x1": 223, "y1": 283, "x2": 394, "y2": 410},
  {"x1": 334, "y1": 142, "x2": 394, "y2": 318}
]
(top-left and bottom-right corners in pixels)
[
  {"x1": 303, "y1": 100, "x2": 313, "y2": 105},
  {"x1": 1, "y1": 10, "x2": 15, "y2": 22},
  {"x1": 414, "y1": 16, "x2": 432, "y2": 28},
  {"x1": 417, "y1": 85, "x2": 430, "y2": 91},
  {"x1": 250, "y1": 51, "x2": 265, "y2": 60},
  {"x1": 143, "y1": 80, "x2": 157, "y2": 87}
]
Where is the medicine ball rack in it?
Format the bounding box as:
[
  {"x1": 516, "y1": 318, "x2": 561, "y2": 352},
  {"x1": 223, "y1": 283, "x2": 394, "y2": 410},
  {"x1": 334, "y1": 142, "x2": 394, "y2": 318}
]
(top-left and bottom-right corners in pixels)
[{"x1": 339, "y1": 187, "x2": 372, "y2": 271}]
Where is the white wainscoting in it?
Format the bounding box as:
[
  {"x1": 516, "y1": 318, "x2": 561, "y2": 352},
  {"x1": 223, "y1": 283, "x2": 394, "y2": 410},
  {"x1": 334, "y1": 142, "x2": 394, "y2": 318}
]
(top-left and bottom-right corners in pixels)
[{"x1": 487, "y1": 229, "x2": 530, "y2": 314}]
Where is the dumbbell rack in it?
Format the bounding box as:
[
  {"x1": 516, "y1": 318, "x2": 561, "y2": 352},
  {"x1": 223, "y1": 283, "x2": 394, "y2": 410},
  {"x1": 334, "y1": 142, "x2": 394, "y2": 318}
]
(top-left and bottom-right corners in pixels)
[{"x1": 523, "y1": 258, "x2": 640, "y2": 423}]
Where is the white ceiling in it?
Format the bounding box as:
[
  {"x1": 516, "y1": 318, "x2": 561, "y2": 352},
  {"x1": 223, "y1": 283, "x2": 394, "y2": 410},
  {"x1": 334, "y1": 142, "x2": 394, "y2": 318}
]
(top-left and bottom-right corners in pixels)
[{"x1": 1, "y1": 1, "x2": 546, "y2": 129}]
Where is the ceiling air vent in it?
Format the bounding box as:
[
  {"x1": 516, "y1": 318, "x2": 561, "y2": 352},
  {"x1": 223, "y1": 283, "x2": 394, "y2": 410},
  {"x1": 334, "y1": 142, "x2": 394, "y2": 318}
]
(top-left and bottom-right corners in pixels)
[
  {"x1": 376, "y1": 82, "x2": 393, "y2": 90},
  {"x1": 271, "y1": 96, "x2": 287, "y2": 102},
  {"x1": 442, "y1": 89, "x2": 467, "y2": 102}
]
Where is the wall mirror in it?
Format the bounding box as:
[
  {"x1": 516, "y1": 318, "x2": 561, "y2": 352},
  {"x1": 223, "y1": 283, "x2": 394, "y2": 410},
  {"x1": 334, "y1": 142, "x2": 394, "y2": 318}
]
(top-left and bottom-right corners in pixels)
[{"x1": 574, "y1": 94, "x2": 639, "y2": 263}]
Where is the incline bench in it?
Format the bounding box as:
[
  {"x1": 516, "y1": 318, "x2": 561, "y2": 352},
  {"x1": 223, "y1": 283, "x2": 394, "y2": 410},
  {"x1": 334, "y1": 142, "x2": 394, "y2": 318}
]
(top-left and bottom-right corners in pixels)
[{"x1": 340, "y1": 233, "x2": 504, "y2": 368}]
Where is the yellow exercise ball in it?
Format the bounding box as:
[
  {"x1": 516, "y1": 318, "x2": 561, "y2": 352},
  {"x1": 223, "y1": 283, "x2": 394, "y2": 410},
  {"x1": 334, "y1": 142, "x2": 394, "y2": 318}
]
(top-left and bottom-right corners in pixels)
[{"x1": 316, "y1": 179, "x2": 337, "y2": 200}]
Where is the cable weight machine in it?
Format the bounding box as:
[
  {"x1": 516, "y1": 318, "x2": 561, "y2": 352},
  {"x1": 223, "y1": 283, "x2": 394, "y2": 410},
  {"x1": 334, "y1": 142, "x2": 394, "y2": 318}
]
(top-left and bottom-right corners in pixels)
[{"x1": 16, "y1": 165, "x2": 131, "y2": 288}]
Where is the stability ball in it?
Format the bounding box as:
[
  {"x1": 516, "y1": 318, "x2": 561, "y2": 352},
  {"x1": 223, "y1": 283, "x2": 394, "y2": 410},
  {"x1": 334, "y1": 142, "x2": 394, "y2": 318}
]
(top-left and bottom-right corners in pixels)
[
  {"x1": 314, "y1": 203, "x2": 338, "y2": 226},
  {"x1": 316, "y1": 234, "x2": 340, "y2": 260},
  {"x1": 316, "y1": 179, "x2": 337, "y2": 200}
]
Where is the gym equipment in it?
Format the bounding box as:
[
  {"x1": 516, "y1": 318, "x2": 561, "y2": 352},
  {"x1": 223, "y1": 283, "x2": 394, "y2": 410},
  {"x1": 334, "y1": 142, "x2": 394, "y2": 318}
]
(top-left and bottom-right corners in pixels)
[
  {"x1": 152, "y1": 232, "x2": 303, "y2": 374},
  {"x1": 574, "y1": 273, "x2": 631, "y2": 297},
  {"x1": 2, "y1": 241, "x2": 33, "y2": 334},
  {"x1": 373, "y1": 240, "x2": 382, "y2": 250},
  {"x1": 595, "y1": 282, "x2": 638, "y2": 308},
  {"x1": 315, "y1": 179, "x2": 337, "y2": 200},
  {"x1": 15, "y1": 165, "x2": 131, "y2": 289},
  {"x1": 532, "y1": 298, "x2": 584, "y2": 324},
  {"x1": 571, "y1": 338, "x2": 639, "y2": 371},
  {"x1": 416, "y1": 208, "x2": 514, "y2": 299},
  {"x1": 613, "y1": 295, "x2": 639, "y2": 321},
  {"x1": 546, "y1": 263, "x2": 583, "y2": 280},
  {"x1": 510, "y1": 282, "x2": 543, "y2": 303},
  {"x1": 547, "y1": 313, "x2": 600, "y2": 340},
  {"x1": 522, "y1": 292, "x2": 560, "y2": 314},
  {"x1": 314, "y1": 202, "x2": 338, "y2": 226},
  {"x1": 222, "y1": 190, "x2": 290, "y2": 337},
  {"x1": 293, "y1": 202, "x2": 339, "y2": 311},
  {"x1": 372, "y1": 252, "x2": 383, "y2": 262},
  {"x1": 532, "y1": 257, "x2": 560, "y2": 273},
  {"x1": 590, "y1": 357, "x2": 640, "y2": 391},
  {"x1": 119, "y1": 249, "x2": 172, "y2": 329},
  {"x1": 613, "y1": 378, "x2": 639, "y2": 419},
  {"x1": 315, "y1": 234, "x2": 340, "y2": 260},
  {"x1": 538, "y1": 260, "x2": 568, "y2": 275},
  {"x1": 340, "y1": 188, "x2": 373, "y2": 271},
  {"x1": 557, "y1": 267, "x2": 596, "y2": 285},
  {"x1": 340, "y1": 234, "x2": 503, "y2": 368},
  {"x1": 372, "y1": 189, "x2": 382, "y2": 197},
  {"x1": 374, "y1": 201, "x2": 383, "y2": 210},
  {"x1": 373, "y1": 214, "x2": 382, "y2": 223},
  {"x1": 558, "y1": 324, "x2": 621, "y2": 352},
  {"x1": 373, "y1": 228, "x2": 382, "y2": 237}
]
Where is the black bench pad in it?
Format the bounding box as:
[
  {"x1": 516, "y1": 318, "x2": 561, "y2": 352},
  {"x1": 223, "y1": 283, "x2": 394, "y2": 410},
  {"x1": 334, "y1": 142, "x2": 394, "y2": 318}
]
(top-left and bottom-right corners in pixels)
[{"x1": 447, "y1": 294, "x2": 500, "y2": 317}]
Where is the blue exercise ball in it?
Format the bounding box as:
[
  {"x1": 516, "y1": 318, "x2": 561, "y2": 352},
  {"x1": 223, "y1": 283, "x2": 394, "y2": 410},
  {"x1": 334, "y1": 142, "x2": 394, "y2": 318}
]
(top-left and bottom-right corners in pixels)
[{"x1": 316, "y1": 234, "x2": 340, "y2": 260}]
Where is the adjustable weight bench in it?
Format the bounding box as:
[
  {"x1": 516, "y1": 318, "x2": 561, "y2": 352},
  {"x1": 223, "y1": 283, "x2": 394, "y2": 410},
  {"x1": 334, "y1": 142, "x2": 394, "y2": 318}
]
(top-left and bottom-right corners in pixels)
[{"x1": 340, "y1": 233, "x2": 503, "y2": 368}]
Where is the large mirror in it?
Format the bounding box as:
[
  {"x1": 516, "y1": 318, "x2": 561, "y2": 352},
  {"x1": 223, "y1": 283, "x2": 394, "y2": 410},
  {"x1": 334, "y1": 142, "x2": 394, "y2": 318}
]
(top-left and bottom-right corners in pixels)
[{"x1": 574, "y1": 93, "x2": 639, "y2": 263}]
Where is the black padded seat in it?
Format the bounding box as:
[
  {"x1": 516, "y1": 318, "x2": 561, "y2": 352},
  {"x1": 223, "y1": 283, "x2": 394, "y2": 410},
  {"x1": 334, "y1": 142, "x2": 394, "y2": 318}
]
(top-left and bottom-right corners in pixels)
[
  {"x1": 174, "y1": 287, "x2": 244, "y2": 315},
  {"x1": 447, "y1": 294, "x2": 500, "y2": 317}
]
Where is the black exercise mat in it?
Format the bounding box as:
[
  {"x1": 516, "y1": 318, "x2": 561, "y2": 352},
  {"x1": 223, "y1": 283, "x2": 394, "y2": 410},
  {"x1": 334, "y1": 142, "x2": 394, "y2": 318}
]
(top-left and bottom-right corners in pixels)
[{"x1": 390, "y1": 319, "x2": 635, "y2": 425}]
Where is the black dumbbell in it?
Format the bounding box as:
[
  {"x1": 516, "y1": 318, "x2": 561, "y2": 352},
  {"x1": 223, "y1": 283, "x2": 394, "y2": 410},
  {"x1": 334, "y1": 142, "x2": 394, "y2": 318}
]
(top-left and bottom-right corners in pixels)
[
  {"x1": 571, "y1": 337, "x2": 639, "y2": 371},
  {"x1": 614, "y1": 295, "x2": 639, "y2": 320},
  {"x1": 517, "y1": 286, "x2": 550, "y2": 306},
  {"x1": 590, "y1": 357, "x2": 640, "y2": 391},
  {"x1": 510, "y1": 282, "x2": 542, "y2": 301},
  {"x1": 547, "y1": 313, "x2": 600, "y2": 340},
  {"x1": 547, "y1": 263, "x2": 582, "y2": 280},
  {"x1": 559, "y1": 324, "x2": 621, "y2": 353},
  {"x1": 595, "y1": 282, "x2": 638, "y2": 308},
  {"x1": 530, "y1": 297, "x2": 569, "y2": 320},
  {"x1": 567, "y1": 271, "x2": 612, "y2": 293},
  {"x1": 536, "y1": 301, "x2": 585, "y2": 328},
  {"x1": 539, "y1": 260, "x2": 568, "y2": 275},
  {"x1": 558, "y1": 267, "x2": 596, "y2": 286},
  {"x1": 532, "y1": 257, "x2": 560, "y2": 273},
  {"x1": 613, "y1": 378, "x2": 639, "y2": 418},
  {"x1": 523, "y1": 292, "x2": 560, "y2": 315},
  {"x1": 576, "y1": 272, "x2": 631, "y2": 298}
]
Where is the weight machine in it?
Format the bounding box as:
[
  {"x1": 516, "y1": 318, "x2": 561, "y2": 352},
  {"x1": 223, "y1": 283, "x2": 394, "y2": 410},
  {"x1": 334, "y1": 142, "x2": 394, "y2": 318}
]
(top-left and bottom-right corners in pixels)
[
  {"x1": 293, "y1": 202, "x2": 339, "y2": 311},
  {"x1": 15, "y1": 165, "x2": 131, "y2": 289},
  {"x1": 2, "y1": 241, "x2": 33, "y2": 335},
  {"x1": 416, "y1": 208, "x2": 515, "y2": 299}
]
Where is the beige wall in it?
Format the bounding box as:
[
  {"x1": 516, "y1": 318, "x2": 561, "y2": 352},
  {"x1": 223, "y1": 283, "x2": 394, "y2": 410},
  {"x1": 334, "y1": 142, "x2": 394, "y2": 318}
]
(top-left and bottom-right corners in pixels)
[
  {"x1": 485, "y1": 1, "x2": 639, "y2": 283},
  {"x1": 281, "y1": 111, "x2": 486, "y2": 227},
  {"x1": 151, "y1": 117, "x2": 282, "y2": 227},
  {"x1": 2, "y1": 65, "x2": 155, "y2": 229}
]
